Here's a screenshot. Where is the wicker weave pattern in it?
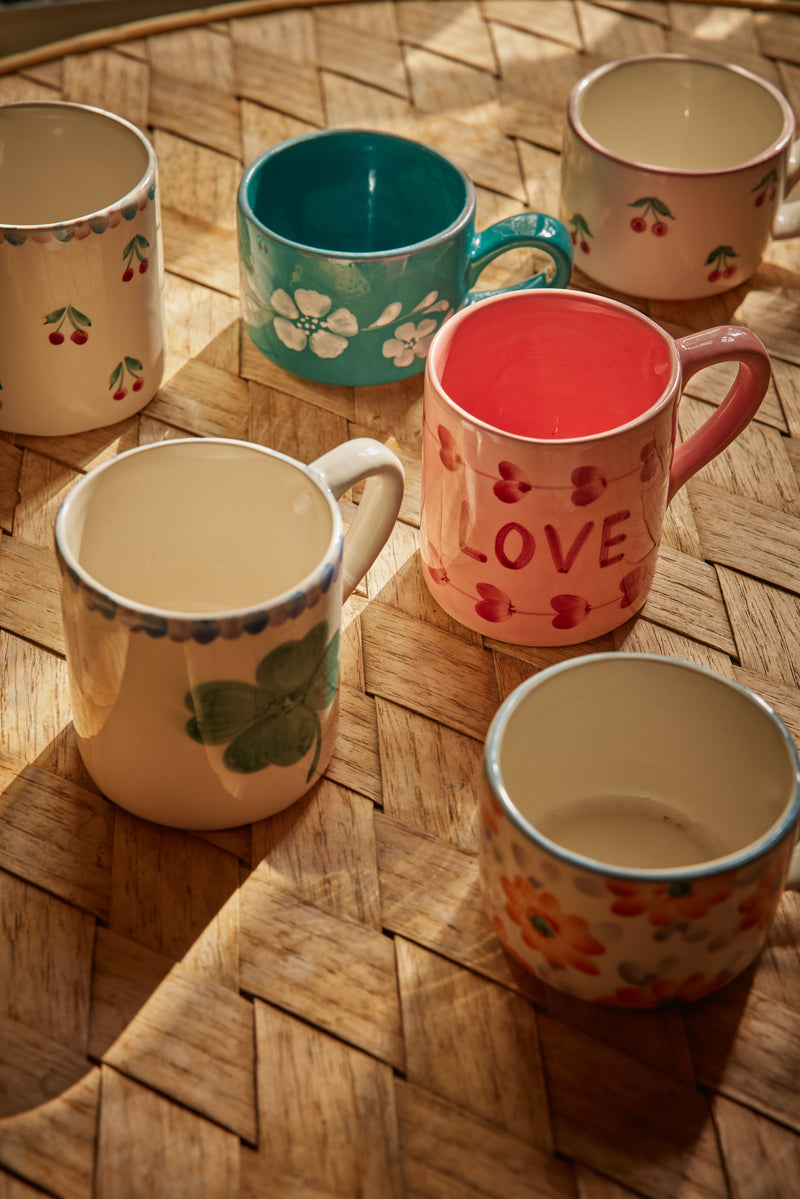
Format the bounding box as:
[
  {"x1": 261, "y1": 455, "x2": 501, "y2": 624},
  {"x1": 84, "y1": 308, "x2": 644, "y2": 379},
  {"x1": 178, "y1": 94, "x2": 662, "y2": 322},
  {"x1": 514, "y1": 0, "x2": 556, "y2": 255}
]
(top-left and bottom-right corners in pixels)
[{"x1": 1, "y1": 3, "x2": 800, "y2": 1196}]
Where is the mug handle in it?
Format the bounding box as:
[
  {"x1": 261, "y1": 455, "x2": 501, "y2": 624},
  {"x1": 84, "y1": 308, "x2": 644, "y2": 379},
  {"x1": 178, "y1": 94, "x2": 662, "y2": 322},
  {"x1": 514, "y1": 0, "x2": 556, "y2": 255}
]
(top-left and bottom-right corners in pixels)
[
  {"x1": 310, "y1": 438, "x2": 405, "y2": 600},
  {"x1": 772, "y1": 136, "x2": 800, "y2": 239},
  {"x1": 668, "y1": 326, "x2": 772, "y2": 503},
  {"x1": 464, "y1": 212, "x2": 573, "y2": 303}
]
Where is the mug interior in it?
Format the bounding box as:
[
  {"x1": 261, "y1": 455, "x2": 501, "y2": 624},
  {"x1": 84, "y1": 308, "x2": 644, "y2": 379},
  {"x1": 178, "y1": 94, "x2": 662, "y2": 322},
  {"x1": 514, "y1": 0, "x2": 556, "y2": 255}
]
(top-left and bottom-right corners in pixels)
[
  {"x1": 490, "y1": 656, "x2": 799, "y2": 873},
  {"x1": 58, "y1": 440, "x2": 335, "y2": 614},
  {"x1": 243, "y1": 129, "x2": 470, "y2": 253},
  {"x1": 432, "y1": 291, "x2": 675, "y2": 439},
  {"x1": 576, "y1": 57, "x2": 788, "y2": 171},
  {"x1": 0, "y1": 103, "x2": 152, "y2": 226}
]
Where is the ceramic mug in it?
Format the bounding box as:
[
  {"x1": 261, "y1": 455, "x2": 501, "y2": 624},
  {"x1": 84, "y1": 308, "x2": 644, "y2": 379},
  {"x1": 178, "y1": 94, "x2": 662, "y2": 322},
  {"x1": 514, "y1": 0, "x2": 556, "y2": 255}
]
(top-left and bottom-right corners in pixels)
[
  {"x1": 0, "y1": 101, "x2": 165, "y2": 436},
  {"x1": 560, "y1": 54, "x2": 800, "y2": 300},
  {"x1": 420, "y1": 289, "x2": 771, "y2": 646},
  {"x1": 54, "y1": 436, "x2": 404, "y2": 829},
  {"x1": 480, "y1": 654, "x2": 800, "y2": 1007},
  {"x1": 237, "y1": 127, "x2": 573, "y2": 386}
]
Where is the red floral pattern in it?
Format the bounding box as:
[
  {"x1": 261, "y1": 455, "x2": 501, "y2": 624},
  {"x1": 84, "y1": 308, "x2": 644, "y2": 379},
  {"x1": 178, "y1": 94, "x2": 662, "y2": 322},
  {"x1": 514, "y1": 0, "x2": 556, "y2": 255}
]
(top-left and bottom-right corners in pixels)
[
  {"x1": 570, "y1": 465, "x2": 607, "y2": 506},
  {"x1": 493, "y1": 462, "x2": 531, "y2": 503}
]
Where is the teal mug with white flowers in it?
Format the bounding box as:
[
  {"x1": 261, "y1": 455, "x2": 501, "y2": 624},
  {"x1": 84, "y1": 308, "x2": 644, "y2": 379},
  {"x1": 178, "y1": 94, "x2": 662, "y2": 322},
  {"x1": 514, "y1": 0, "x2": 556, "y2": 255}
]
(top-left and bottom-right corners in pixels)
[{"x1": 237, "y1": 128, "x2": 573, "y2": 386}]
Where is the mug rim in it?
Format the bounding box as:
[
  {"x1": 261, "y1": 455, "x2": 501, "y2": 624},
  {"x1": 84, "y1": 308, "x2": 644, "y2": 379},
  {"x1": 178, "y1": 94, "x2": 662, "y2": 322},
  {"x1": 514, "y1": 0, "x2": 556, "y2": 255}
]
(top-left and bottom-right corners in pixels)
[
  {"x1": 237, "y1": 126, "x2": 476, "y2": 260},
  {"x1": 425, "y1": 287, "x2": 682, "y2": 444},
  {"x1": 0, "y1": 100, "x2": 157, "y2": 232},
  {"x1": 567, "y1": 53, "x2": 796, "y2": 177},
  {"x1": 54, "y1": 437, "x2": 345, "y2": 625},
  {"x1": 484, "y1": 652, "x2": 800, "y2": 883}
]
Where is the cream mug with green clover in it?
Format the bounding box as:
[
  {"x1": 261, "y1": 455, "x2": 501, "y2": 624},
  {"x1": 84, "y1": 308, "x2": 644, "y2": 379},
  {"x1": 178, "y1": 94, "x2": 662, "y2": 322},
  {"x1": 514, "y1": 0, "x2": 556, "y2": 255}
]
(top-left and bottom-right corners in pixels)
[
  {"x1": 55, "y1": 436, "x2": 404, "y2": 829},
  {"x1": 237, "y1": 128, "x2": 573, "y2": 385}
]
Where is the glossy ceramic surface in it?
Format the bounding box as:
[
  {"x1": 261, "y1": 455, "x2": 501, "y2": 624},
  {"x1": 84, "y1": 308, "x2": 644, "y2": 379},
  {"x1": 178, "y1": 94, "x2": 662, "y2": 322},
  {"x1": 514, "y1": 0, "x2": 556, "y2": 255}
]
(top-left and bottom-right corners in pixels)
[
  {"x1": 560, "y1": 55, "x2": 800, "y2": 299},
  {"x1": 0, "y1": 101, "x2": 165, "y2": 435},
  {"x1": 54, "y1": 437, "x2": 404, "y2": 829},
  {"x1": 480, "y1": 654, "x2": 800, "y2": 1006},
  {"x1": 238, "y1": 128, "x2": 573, "y2": 386},
  {"x1": 420, "y1": 290, "x2": 771, "y2": 645}
]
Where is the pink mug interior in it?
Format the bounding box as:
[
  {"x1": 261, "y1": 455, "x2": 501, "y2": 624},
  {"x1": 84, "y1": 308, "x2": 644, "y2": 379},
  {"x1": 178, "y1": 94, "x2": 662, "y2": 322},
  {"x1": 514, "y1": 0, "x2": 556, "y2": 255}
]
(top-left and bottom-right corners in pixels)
[{"x1": 434, "y1": 291, "x2": 677, "y2": 440}]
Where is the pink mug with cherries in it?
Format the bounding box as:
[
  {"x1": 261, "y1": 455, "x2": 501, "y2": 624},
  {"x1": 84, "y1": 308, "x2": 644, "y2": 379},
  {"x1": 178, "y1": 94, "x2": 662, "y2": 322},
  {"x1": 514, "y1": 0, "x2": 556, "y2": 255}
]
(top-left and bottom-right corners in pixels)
[{"x1": 420, "y1": 289, "x2": 771, "y2": 646}]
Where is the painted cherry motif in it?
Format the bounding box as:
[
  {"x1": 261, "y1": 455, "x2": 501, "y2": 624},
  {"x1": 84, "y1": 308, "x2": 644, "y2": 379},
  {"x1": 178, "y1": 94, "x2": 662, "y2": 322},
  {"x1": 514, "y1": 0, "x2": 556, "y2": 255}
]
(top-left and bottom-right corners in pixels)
[
  {"x1": 628, "y1": 197, "x2": 675, "y2": 236},
  {"x1": 494, "y1": 462, "x2": 532, "y2": 503},
  {"x1": 568, "y1": 213, "x2": 593, "y2": 254},
  {"x1": 45, "y1": 305, "x2": 91, "y2": 345},
  {"x1": 109, "y1": 356, "x2": 144, "y2": 400},
  {"x1": 705, "y1": 245, "x2": 739, "y2": 282},
  {"x1": 751, "y1": 169, "x2": 778, "y2": 207},
  {"x1": 122, "y1": 235, "x2": 150, "y2": 281}
]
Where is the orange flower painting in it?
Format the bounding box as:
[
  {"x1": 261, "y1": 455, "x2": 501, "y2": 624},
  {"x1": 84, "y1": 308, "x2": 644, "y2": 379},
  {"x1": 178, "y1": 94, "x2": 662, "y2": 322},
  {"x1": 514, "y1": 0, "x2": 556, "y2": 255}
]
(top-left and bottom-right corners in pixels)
[
  {"x1": 596, "y1": 971, "x2": 731, "y2": 1008},
  {"x1": 501, "y1": 873, "x2": 606, "y2": 975},
  {"x1": 606, "y1": 875, "x2": 732, "y2": 926}
]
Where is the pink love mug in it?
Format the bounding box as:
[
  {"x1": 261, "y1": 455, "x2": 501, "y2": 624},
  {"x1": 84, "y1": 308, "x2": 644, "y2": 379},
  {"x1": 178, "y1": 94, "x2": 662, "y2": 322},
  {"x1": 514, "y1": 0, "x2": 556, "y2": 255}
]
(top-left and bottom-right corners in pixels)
[{"x1": 420, "y1": 289, "x2": 772, "y2": 645}]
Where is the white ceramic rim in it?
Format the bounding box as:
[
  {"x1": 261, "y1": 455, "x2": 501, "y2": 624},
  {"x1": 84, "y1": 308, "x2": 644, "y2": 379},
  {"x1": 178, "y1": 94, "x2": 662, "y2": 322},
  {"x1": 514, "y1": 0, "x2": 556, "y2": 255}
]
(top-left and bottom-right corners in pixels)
[
  {"x1": 0, "y1": 100, "x2": 157, "y2": 232},
  {"x1": 238, "y1": 126, "x2": 477, "y2": 260},
  {"x1": 484, "y1": 652, "x2": 800, "y2": 882},
  {"x1": 425, "y1": 288, "x2": 682, "y2": 445},
  {"x1": 567, "y1": 53, "x2": 796, "y2": 176},
  {"x1": 54, "y1": 437, "x2": 345, "y2": 623}
]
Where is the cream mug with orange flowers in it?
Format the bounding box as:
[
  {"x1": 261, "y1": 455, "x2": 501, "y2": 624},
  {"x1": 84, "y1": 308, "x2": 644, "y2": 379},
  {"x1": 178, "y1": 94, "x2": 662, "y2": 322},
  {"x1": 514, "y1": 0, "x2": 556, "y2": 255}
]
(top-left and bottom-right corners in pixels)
[
  {"x1": 0, "y1": 101, "x2": 165, "y2": 435},
  {"x1": 480, "y1": 654, "x2": 800, "y2": 1008},
  {"x1": 560, "y1": 54, "x2": 800, "y2": 300}
]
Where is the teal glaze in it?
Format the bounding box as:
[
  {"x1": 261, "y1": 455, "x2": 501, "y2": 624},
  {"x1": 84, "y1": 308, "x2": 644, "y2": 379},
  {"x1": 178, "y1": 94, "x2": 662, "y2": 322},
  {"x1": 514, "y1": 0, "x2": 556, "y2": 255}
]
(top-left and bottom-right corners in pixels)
[{"x1": 237, "y1": 129, "x2": 573, "y2": 386}]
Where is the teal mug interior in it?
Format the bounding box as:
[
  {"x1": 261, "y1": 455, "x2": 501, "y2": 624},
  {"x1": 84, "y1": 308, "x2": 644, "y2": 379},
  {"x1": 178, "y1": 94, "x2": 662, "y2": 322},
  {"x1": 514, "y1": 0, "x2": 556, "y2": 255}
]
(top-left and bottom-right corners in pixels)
[{"x1": 244, "y1": 129, "x2": 470, "y2": 252}]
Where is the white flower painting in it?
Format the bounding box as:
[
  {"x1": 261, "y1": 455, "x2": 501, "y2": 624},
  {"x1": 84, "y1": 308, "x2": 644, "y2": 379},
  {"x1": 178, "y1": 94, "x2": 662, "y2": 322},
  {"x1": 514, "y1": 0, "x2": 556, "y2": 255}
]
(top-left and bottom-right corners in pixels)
[
  {"x1": 271, "y1": 288, "x2": 358, "y2": 359},
  {"x1": 269, "y1": 284, "x2": 451, "y2": 368}
]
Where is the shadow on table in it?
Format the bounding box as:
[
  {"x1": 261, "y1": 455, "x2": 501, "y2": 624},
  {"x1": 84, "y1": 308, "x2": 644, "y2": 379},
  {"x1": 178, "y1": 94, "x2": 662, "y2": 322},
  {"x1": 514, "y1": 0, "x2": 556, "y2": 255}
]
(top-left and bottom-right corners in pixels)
[{"x1": 0, "y1": 740, "x2": 255, "y2": 1122}]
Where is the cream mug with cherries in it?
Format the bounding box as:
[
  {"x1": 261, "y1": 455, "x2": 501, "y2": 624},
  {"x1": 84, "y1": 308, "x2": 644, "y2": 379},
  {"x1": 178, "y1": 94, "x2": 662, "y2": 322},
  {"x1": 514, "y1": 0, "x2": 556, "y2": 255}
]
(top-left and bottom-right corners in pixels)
[
  {"x1": 0, "y1": 101, "x2": 165, "y2": 435},
  {"x1": 480, "y1": 654, "x2": 800, "y2": 1007},
  {"x1": 54, "y1": 437, "x2": 404, "y2": 829},
  {"x1": 420, "y1": 289, "x2": 771, "y2": 647},
  {"x1": 560, "y1": 54, "x2": 800, "y2": 299}
]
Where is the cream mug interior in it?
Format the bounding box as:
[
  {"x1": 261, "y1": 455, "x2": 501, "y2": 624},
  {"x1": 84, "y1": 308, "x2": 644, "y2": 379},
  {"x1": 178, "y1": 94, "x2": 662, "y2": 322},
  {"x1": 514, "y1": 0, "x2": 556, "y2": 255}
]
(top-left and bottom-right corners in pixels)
[
  {"x1": 576, "y1": 57, "x2": 787, "y2": 171},
  {"x1": 490, "y1": 656, "x2": 800, "y2": 873},
  {"x1": 64, "y1": 444, "x2": 334, "y2": 613},
  {"x1": 0, "y1": 103, "x2": 151, "y2": 224}
]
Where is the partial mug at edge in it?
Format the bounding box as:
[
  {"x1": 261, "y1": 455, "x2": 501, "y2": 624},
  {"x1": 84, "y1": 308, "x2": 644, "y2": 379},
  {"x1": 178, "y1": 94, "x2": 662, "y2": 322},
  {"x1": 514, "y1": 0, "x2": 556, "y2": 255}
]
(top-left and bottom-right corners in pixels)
[
  {"x1": 0, "y1": 101, "x2": 166, "y2": 436},
  {"x1": 560, "y1": 54, "x2": 800, "y2": 300}
]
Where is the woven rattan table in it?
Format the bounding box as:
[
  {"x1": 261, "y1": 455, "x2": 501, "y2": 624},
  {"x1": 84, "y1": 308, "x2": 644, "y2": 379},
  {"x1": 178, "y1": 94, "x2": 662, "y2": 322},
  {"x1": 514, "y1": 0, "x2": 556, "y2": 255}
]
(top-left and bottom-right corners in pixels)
[{"x1": 2, "y1": 2, "x2": 800, "y2": 1196}]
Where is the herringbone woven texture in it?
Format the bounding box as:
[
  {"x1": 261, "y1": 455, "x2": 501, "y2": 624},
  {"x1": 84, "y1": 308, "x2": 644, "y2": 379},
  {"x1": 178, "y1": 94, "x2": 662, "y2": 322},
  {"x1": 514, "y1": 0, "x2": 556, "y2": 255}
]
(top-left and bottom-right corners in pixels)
[{"x1": 1, "y1": 2, "x2": 800, "y2": 1196}]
